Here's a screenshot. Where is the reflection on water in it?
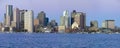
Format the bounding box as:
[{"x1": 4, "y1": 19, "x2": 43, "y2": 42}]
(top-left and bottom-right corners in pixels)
[{"x1": 0, "y1": 33, "x2": 120, "y2": 48}]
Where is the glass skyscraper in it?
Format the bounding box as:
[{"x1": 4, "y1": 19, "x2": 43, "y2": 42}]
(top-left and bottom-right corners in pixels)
[{"x1": 6, "y1": 5, "x2": 13, "y2": 26}]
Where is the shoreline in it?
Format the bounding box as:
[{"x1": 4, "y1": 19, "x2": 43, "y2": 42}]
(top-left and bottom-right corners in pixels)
[{"x1": 0, "y1": 32, "x2": 120, "y2": 34}]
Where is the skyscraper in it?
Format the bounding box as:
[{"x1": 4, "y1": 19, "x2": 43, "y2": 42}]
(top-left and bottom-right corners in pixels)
[
  {"x1": 13, "y1": 8, "x2": 20, "y2": 29},
  {"x1": 20, "y1": 10, "x2": 27, "y2": 22},
  {"x1": 19, "y1": 10, "x2": 27, "y2": 31},
  {"x1": 71, "y1": 10, "x2": 77, "y2": 25},
  {"x1": 72, "y1": 12, "x2": 86, "y2": 30},
  {"x1": 4, "y1": 13, "x2": 6, "y2": 26},
  {"x1": 37, "y1": 11, "x2": 46, "y2": 26},
  {"x1": 6, "y1": 5, "x2": 13, "y2": 26},
  {"x1": 34, "y1": 18, "x2": 39, "y2": 32},
  {"x1": 24, "y1": 10, "x2": 34, "y2": 32},
  {"x1": 59, "y1": 10, "x2": 70, "y2": 32},
  {"x1": 60, "y1": 10, "x2": 70, "y2": 28},
  {"x1": 45, "y1": 17, "x2": 49, "y2": 26},
  {"x1": 34, "y1": 19, "x2": 39, "y2": 27}
]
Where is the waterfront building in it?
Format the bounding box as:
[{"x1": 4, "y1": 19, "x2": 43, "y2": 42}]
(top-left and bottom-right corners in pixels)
[
  {"x1": 6, "y1": 5, "x2": 13, "y2": 26},
  {"x1": 19, "y1": 10, "x2": 27, "y2": 31},
  {"x1": 73, "y1": 12, "x2": 86, "y2": 30},
  {"x1": 1, "y1": 27, "x2": 9, "y2": 32},
  {"x1": 72, "y1": 22, "x2": 79, "y2": 29},
  {"x1": 20, "y1": 10, "x2": 27, "y2": 22},
  {"x1": 89, "y1": 20, "x2": 99, "y2": 32},
  {"x1": 24, "y1": 10, "x2": 34, "y2": 32},
  {"x1": 45, "y1": 17, "x2": 49, "y2": 26},
  {"x1": 102, "y1": 21, "x2": 106, "y2": 28},
  {"x1": 71, "y1": 10, "x2": 77, "y2": 25},
  {"x1": 11, "y1": 21, "x2": 16, "y2": 28},
  {"x1": 102, "y1": 20, "x2": 115, "y2": 29},
  {"x1": 60, "y1": 10, "x2": 70, "y2": 28},
  {"x1": 34, "y1": 19, "x2": 40, "y2": 32},
  {"x1": 89, "y1": 27, "x2": 99, "y2": 32},
  {"x1": 48, "y1": 20, "x2": 58, "y2": 28},
  {"x1": 6, "y1": 16, "x2": 10, "y2": 27},
  {"x1": 37, "y1": 11, "x2": 48, "y2": 26},
  {"x1": 34, "y1": 19, "x2": 39, "y2": 27},
  {"x1": 13, "y1": 8, "x2": 20, "y2": 30},
  {"x1": 90, "y1": 20, "x2": 98, "y2": 28},
  {"x1": 42, "y1": 27, "x2": 51, "y2": 33},
  {"x1": 48, "y1": 20, "x2": 58, "y2": 32},
  {"x1": 9, "y1": 27, "x2": 16, "y2": 32},
  {"x1": 58, "y1": 26, "x2": 65, "y2": 33}
]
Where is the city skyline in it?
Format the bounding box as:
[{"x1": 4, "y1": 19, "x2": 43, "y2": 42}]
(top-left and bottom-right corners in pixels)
[{"x1": 1, "y1": 0, "x2": 120, "y2": 27}]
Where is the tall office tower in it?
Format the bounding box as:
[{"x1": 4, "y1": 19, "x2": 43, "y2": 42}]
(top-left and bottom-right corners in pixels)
[
  {"x1": 19, "y1": 10, "x2": 27, "y2": 31},
  {"x1": 34, "y1": 19, "x2": 40, "y2": 32},
  {"x1": 6, "y1": 5, "x2": 13, "y2": 26},
  {"x1": 71, "y1": 10, "x2": 77, "y2": 25},
  {"x1": 34, "y1": 19, "x2": 39, "y2": 27},
  {"x1": 102, "y1": 20, "x2": 115, "y2": 29},
  {"x1": 24, "y1": 10, "x2": 34, "y2": 32},
  {"x1": 37, "y1": 11, "x2": 48, "y2": 26},
  {"x1": 20, "y1": 10, "x2": 27, "y2": 22},
  {"x1": 90, "y1": 20, "x2": 98, "y2": 28},
  {"x1": 72, "y1": 12, "x2": 86, "y2": 30},
  {"x1": 13, "y1": 8, "x2": 20, "y2": 29},
  {"x1": 4, "y1": 13, "x2": 6, "y2": 26},
  {"x1": 60, "y1": 10, "x2": 70, "y2": 28}
]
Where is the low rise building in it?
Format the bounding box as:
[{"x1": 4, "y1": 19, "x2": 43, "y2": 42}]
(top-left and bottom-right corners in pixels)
[{"x1": 58, "y1": 26, "x2": 66, "y2": 33}]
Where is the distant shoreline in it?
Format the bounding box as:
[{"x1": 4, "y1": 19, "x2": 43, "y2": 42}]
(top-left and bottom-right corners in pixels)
[{"x1": 0, "y1": 32, "x2": 120, "y2": 34}]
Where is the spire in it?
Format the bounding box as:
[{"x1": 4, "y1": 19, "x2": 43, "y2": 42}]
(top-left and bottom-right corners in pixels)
[{"x1": 63, "y1": 10, "x2": 68, "y2": 16}]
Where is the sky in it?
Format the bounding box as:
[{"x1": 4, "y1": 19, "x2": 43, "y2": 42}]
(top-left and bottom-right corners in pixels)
[{"x1": 0, "y1": 0, "x2": 120, "y2": 27}]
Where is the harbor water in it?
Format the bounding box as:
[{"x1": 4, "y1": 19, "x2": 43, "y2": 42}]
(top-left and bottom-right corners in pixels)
[{"x1": 0, "y1": 32, "x2": 120, "y2": 48}]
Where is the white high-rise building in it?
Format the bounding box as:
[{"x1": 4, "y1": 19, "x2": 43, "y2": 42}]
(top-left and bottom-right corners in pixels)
[
  {"x1": 60, "y1": 10, "x2": 70, "y2": 28},
  {"x1": 24, "y1": 10, "x2": 34, "y2": 32},
  {"x1": 59, "y1": 10, "x2": 70, "y2": 32}
]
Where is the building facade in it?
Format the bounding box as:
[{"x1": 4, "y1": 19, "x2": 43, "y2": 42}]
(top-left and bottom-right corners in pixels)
[
  {"x1": 73, "y1": 12, "x2": 86, "y2": 30},
  {"x1": 102, "y1": 20, "x2": 115, "y2": 29},
  {"x1": 19, "y1": 10, "x2": 28, "y2": 31},
  {"x1": 71, "y1": 10, "x2": 77, "y2": 25},
  {"x1": 34, "y1": 19, "x2": 40, "y2": 32},
  {"x1": 60, "y1": 10, "x2": 70, "y2": 28},
  {"x1": 6, "y1": 5, "x2": 13, "y2": 26},
  {"x1": 90, "y1": 20, "x2": 98, "y2": 28},
  {"x1": 89, "y1": 20, "x2": 99, "y2": 32},
  {"x1": 13, "y1": 8, "x2": 20, "y2": 30},
  {"x1": 58, "y1": 26, "x2": 65, "y2": 33},
  {"x1": 24, "y1": 10, "x2": 34, "y2": 32},
  {"x1": 37, "y1": 11, "x2": 47, "y2": 26}
]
